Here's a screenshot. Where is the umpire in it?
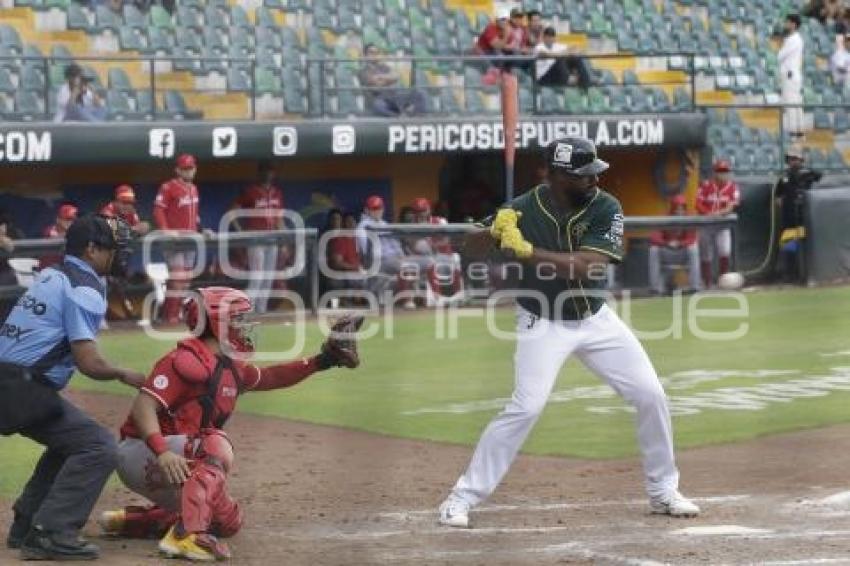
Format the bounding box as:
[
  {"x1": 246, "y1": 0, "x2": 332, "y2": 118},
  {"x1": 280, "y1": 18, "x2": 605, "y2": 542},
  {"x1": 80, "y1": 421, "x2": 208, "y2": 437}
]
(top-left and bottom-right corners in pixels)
[{"x1": 0, "y1": 214, "x2": 145, "y2": 561}]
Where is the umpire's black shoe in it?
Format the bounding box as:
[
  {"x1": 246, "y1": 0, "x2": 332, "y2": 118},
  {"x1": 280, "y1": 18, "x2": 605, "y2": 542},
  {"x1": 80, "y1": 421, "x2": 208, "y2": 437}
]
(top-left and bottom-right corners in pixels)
[
  {"x1": 6, "y1": 512, "x2": 30, "y2": 549},
  {"x1": 19, "y1": 525, "x2": 100, "y2": 561}
]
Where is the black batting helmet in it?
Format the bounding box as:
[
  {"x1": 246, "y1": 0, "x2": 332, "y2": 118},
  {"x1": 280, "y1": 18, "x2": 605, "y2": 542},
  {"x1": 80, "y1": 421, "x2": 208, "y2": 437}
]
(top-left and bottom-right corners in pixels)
[{"x1": 545, "y1": 137, "x2": 609, "y2": 176}]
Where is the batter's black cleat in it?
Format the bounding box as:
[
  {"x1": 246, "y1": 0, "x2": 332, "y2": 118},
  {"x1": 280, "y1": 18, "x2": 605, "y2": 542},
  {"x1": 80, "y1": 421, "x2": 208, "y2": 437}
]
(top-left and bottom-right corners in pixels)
[
  {"x1": 6, "y1": 512, "x2": 30, "y2": 549},
  {"x1": 19, "y1": 525, "x2": 100, "y2": 561}
]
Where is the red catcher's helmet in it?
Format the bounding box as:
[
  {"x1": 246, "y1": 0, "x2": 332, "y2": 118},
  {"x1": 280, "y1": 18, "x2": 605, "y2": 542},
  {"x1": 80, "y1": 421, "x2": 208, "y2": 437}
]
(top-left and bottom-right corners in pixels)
[
  {"x1": 176, "y1": 153, "x2": 197, "y2": 170},
  {"x1": 365, "y1": 195, "x2": 384, "y2": 210},
  {"x1": 412, "y1": 197, "x2": 431, "y2": 213},
  {"x1": 184, "y1": 287, "x2": 256, "y2": 354},
  {"x1": 713, "y1": 159, "x2": 731, "y2": 173}
]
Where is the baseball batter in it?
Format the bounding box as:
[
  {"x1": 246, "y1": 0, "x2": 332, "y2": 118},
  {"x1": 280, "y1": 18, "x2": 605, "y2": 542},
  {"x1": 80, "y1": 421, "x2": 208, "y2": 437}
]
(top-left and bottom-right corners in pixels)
[
  {"x1": 438, "y1": 137, "x2": 700, "y2": 528},
  {"x1": 98, "y1": 287, "x2": 363, "y2": 561}
]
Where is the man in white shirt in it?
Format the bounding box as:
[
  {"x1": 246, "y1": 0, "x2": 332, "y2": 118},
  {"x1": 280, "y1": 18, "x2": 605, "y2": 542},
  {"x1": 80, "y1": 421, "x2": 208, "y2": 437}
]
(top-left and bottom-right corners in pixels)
[
  {"x1": 778, "y1": 13, "x2": 804, "y2": 138},
  {"x1": 830, "y1": 33, "x2": 850, "y2": 91},
  {"x1": 534, "y1": 27, "x2": 591, "y2": 89},
  {"x1": 54, "y1": 64, "x2": 106, "y2": 123}
]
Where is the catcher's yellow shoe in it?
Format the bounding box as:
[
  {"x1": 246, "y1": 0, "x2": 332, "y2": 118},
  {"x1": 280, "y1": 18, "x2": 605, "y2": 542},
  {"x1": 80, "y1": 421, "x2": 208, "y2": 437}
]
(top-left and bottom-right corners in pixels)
[
  {"x1": 158, "y1": 524, "x2": 231, "y2": 562},
  {"x1": 97, "y1": 509, "x2": 126, "y2": 535}
]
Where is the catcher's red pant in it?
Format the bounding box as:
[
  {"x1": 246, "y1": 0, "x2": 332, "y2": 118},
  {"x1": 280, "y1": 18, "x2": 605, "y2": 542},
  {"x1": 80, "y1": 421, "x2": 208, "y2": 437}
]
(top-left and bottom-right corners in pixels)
[{"x1": 115, "y1": 430, "x2": 243, "y2": 538}]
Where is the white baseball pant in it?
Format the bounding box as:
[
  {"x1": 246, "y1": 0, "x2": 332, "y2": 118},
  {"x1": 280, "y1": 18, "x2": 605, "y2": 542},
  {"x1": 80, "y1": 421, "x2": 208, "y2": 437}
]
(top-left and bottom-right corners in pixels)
[
  {"x1": 781, "y1": 78, "x2": 803, "y2": 134},
  {"x1": 699, "y1": 227, "x2": 731, "y2": 261},
  {"x1": 246, "y1": 244, "x2": 278, "y2": 313},
  {"x1": 450, "y1": 304, "x2": 680, "y2": 506}
]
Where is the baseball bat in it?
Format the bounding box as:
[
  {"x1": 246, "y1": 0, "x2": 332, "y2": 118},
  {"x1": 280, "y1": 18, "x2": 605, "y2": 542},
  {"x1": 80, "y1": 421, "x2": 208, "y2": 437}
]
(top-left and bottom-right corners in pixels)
[{"x1": 501, "y1": 69, "x2": 519, "y2": 202}]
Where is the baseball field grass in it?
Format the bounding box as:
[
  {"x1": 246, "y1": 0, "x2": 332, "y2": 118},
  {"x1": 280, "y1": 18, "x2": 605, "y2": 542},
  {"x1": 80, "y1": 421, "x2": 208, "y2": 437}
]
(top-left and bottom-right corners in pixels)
[{"x1": 1, "y1": 285, "x2": 849, "y2": 498}]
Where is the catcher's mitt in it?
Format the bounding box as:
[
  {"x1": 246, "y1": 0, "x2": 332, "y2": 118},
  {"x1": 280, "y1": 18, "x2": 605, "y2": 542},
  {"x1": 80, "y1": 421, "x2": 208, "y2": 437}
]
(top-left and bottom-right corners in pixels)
[{"x1": 317, "y1": 314, "x2": 365, "y2": 369}]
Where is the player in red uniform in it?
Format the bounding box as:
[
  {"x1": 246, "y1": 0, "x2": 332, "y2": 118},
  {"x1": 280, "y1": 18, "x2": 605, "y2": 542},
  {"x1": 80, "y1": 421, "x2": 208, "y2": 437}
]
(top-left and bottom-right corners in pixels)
[
  {"x1": 411, "y1": 197, "x2": 463, "y2": 302},
  {"x1": 695, "y1": 159, "x2": 740, "y2": 288},
  {"x1": 100, "y1": 185, "x2": 151, "y2": 236},
  {"x1": 648, "y1": 195, "x2": 701, "y2": 295},
  {"x1": 230, "y1": 162, "x2": 285, "y2": 314},
  {"x1": 39, "y1": 204, "x2": 77, "y2": 269},
  {"x1": 99, "y1": 287, "x2": 363, "y2": 561},
  {"x1": 153, "y1": 154, "x2": 204, "y2": 324}
]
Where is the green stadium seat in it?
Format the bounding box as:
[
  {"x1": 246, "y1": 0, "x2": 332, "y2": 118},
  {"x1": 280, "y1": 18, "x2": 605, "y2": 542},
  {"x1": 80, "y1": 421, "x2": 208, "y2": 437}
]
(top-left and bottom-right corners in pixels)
[
  {"x1": 564, "y1": 89, "x2": 587, "y2": 113},
  {"x1": 14, "y1": 90, "x2": 44, "y2": 121},
  {"x1": 205, "y1": 5, "x2": 229, "y2": 27},
  {"x1": 66, "y1": 4, "x2": 93, "y2": 32},
  {"x1": 95, "y1": 5, "x2": 122, "y2": 33},
  {"x1": 107, "y1": 67, "x2": 132, "y2": 92},
  {"x1": 313, "y1": 5, "x2": 334, "y2": 29},
  {"x1": 149, "y1": 5, "x2": 173, "y2": 28},
  {"x1": 175, "y1": 6, "x2": 202, "y2": 30},
  {"x1": 119, "y1": 26, "x2": 147, "y2": 52},
  {"x1": 136, "y1": 89, "x2": 155, "y2": 119},
  {"x1": 227, "y1": 67, "x2": 251, "y2": 92},
  {"x1": 0, "y1": 25, "x2": 23, "y2": 55},
  {"x1": 21, "y1": 65, "x2": 45, "y2": 91},
  {"x1": 465, "y1": 90, "x2": 487, "y2": 114},
  {"x1": 335, "y1": 90, "x2": 359, "y2": 116},
  {"x1": 814, "y1": 109, "x2": 832, "y2": 130},
  {"x1": 123, "y1": 4, "x2": 146, "y2": 27},
  {"x1": 539, "y1": 87, "x2": 562, "y2": 113},
  {"x1": 106, "y1": 89, "x2": 135, "y2": 120},
  {"x1": 833, "y1": 109, "x2": 850, "y2": 133},
  {"x1": 440, "y1": 89, "x2": 461, "y2": 114},
  {"x1": 164, "y1": 90, "x2": 202, "y2": 120},
  {"x1": 586, "y1": 87, "x2": 608, "y2": 113},
  {"x1": 257, "y1": 8, "x2": 277, "y2": 29},
  {"x1": 338, "y1": 5, "x2": 359, "y2": 31},
  {"x1": 231, "y1": 6, "x2": 250, "y2": 28},
  {"x1": 255, "y1": 66, "x2": 280, "y2": 94},
  {"x1": 203, "y1": 46, "x2": 228, "y2": 74},
  {"x1": 283, "y1": 88, "x2": 307, "y2": 115},
  {"x1": 0, "y1": 68, "x2": 15, "y2": 94},
  {"x1": 148, "y1": 27, "x2": 174, "y2": 52},
  {"x1": 827, "y1": 149, "x2": 846, "y2": 168},
  {"x1": 203, "y1": 27, "x2": 228, "y2": 50}
]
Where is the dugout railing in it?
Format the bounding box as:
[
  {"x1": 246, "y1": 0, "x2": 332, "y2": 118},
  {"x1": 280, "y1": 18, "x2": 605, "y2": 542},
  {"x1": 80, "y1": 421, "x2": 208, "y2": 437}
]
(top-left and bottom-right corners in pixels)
[{"x1": 0, "y1": 215, "x2": 737, "y2": 314}]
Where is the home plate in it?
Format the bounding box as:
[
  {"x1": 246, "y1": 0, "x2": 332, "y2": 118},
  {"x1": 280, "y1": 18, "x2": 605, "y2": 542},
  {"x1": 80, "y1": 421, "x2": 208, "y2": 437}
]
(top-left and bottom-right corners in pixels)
[{"x1": 671, "y1": 525, "x2": 774, "y2": 537}]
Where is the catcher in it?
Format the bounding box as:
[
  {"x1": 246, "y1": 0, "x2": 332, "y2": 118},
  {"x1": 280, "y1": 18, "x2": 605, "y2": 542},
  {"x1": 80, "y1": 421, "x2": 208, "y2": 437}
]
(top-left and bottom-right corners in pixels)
[{"x1": 99, "y1": 286, "x2": 363, "y2": 561}]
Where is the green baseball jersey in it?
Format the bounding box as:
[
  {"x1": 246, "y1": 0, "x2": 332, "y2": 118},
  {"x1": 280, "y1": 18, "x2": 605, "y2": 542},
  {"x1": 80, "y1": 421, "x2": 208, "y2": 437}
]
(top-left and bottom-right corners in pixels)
[{"x1": 490, "y1": 184, "x2": 625, "y2": 321}]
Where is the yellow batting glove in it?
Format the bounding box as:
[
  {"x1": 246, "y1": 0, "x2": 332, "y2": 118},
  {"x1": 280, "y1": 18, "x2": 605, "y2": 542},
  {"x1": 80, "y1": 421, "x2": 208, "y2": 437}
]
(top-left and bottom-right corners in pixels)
[
  {"x1": 490, "y1": 208, "x2": 522, "y2": 240},
  {"x1": 500, "y1": 227, "x2": 534, "y2": 259}
]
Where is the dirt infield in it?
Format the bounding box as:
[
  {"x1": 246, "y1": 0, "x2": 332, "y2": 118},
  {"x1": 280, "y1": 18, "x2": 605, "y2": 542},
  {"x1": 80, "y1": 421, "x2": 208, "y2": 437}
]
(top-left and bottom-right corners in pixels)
[{"x1": 3, "y1": 391, "x2": 850, "y2": 565}]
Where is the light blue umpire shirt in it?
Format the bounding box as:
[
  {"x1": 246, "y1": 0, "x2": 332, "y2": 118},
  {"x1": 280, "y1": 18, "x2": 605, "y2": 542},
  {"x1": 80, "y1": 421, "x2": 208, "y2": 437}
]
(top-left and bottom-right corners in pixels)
[{"x1": 0, "y1": 255, "x2": 107, "y2": 390}]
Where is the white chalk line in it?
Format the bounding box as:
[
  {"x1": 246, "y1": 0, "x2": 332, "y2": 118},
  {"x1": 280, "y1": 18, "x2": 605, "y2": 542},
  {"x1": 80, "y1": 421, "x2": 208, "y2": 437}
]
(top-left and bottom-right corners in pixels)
[
  {"x1": 758, "y1": 560, "x2": 850, "y2": 566},
  {"x1": 376, "y1": 494, "x2": 750, "y2": 521},
  {"x1": 379, "y1": 540, "x2": 666, "y2": 566}
]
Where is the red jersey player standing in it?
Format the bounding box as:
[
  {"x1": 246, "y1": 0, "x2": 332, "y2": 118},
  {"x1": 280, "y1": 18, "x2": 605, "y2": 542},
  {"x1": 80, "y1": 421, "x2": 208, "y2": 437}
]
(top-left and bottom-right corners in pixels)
[
  {"x1": 411, "y1": 197, "x2": 463, "y2": 303},
  {"x1": 230, "y1": 161, "x2": 285, "y2": 314},
  {"x1": 99, "y1": 287, "x2": 363, "y2": 561},
  {"x1": 100, "y1": 184, "x2": 151, "y2": 236},
  {"x1": 39, "y1": 203, "x2": 77, "y2": 270},
  {"x1": 695, "y1": 159, "x2": 740, "y2": 288},
  {"x1": 153, "y1": 154, "x2": 206, "y2": 324}
]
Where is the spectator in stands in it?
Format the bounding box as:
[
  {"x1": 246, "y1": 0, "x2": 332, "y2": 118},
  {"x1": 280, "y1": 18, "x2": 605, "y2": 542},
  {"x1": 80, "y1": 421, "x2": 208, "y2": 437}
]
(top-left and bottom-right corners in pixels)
[
  {"x1": 100, "y1": 184, "x2": 150, "y2": 236},
  {"x1": 830, "y1": 33, "x2": 850, "y2": 90},
  {"x1": 153, "y1": 153, "x2": 207, "y2": 324},
  {"x1": 54, "y1": 64, "x2": 106, "y2": 123},
  {"x1": 360, "y1": 44, "x2": 427, "y2": 117},
  {"x1": 648, "y1": 195, "x2": 701, "y2": 296},
  {"x1": 325, "y1": 210, "x2": 365, "y2": 306},
  {"x1": 775, "y1": 145, "x2": 822, "y2": 283},
  {"x1": 778, "y1": 13, "x2": 805, "y2": 139},
  {"x1": 696, "y1": 159, "x2": 740, "y2": 288},
  {"x1": 535, "y1": 27, "x2": 592, "y2": 90},
  {"x1": 230, "y1": 161, "x2": 285, "y2": 314},
  {"x1": 804, "y1": 0, "x2": 843, "y2": 26},
  {"x1": 39, "y1": 204, "x2": 78, "y2": 270},
  {"x1": 476, "y1": 8, "x2": 532, "y2": 80},
  {"x1": 526, "y1": 10, "x2": 544, "y2": 47},
  {"x1": 834, "y1": 7, "x2": 850, "y2": 34}
]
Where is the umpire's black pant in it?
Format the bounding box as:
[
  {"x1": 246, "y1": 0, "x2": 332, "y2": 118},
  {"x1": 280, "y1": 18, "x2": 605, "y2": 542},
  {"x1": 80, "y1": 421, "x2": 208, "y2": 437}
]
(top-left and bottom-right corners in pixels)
[{"x1": 10, "y1": 390, "x2": 118, "y2": 536}]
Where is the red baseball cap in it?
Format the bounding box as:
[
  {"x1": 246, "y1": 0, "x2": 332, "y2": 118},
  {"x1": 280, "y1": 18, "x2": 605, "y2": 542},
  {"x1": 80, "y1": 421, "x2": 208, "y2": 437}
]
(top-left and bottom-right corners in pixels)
[
  {"x1": 114, "y1": 184, "x2": 136, "y2": 203},
  {"x1": 366, "y1": 195, "x2": 384, "y2": 210},
  {"x1": 176, "y1": 153, "x2": 197, "y2": 169},
  {"x1": 58, "y1": 204, "x2": 78, "y2": 221},
  {"x1": 412, "y1": 197, "x2": 431, "y2": 213},
  {"x1": 713, "y1": 159, "x2": 731, "y2": 172}
]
